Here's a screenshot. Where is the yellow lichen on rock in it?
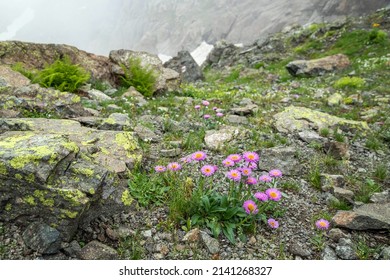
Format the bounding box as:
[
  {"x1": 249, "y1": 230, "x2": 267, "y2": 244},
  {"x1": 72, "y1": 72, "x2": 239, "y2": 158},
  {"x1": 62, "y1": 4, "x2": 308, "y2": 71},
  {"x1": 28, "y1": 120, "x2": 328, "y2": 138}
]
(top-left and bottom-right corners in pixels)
[{"x1": 121, "y1": 189, "x2": 133, "y2": 206}]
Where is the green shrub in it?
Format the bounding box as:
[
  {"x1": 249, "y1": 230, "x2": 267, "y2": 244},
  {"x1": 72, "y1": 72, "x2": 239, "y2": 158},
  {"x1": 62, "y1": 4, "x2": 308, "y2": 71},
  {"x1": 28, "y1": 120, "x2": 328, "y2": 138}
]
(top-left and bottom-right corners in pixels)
[
  {"x1": 120, "y1": 57, "x2": 157, "y2": 97},
  {"x1": 368, "y1": 29, "x2": 388, "y2": 45},
  {"x1": 33, "y1": 57, "x2": 90, "y2": 92},
  {"x1": 334, "y1": 77, "x2": 365, "y2": 89}
]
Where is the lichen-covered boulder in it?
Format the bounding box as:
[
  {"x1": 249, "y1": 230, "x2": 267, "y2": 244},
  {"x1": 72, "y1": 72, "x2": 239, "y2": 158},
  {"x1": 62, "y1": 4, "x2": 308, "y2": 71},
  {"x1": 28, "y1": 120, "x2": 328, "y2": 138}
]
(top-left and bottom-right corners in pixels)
[
  {"x1": 0, "y1": 118, "x2": 142, "y2": 240},
  {"x1": 0, "y1": 84, "x2": 90, "y2": 118},
  {"x1": 273, "y1": 106, "x2": 369, "y2": 134},
  {"x1": 0, "y1": 65, "x2": 31, "y2": 88},
  {"x1": 204, "y1": 126, "x2": 249, "y2": 151},
  {"x1": 286, "y1": 54, "x2": 350, "y2": 77}
]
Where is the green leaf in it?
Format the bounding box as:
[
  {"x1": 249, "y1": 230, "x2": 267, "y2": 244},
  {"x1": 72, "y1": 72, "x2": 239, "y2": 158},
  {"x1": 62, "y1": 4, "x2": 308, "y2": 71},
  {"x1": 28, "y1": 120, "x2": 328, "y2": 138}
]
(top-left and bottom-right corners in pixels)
[{"x1": 222, "y1": 224, "x2": 236, "y2": 244}]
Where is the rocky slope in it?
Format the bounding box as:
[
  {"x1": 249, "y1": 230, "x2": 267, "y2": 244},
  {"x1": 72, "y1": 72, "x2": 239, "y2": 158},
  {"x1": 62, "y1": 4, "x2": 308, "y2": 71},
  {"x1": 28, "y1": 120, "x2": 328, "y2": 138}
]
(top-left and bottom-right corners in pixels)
[{"x1": 0, "y1": 8, "x2": 389, "y2": 260}]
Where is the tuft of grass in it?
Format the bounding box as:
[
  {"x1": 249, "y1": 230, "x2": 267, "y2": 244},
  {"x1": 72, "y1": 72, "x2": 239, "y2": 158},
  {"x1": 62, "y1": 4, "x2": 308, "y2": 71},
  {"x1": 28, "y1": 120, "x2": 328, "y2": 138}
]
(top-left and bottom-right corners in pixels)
[
  {"x1": 329, "y1": 199, "x2": 353, "y2": 211},
  {"x1": 355, "y1": 237, "x2": 379, "y2": 260},
  {"x1": 117, "y1": 234, "x2": 145, "y2": 260},
  {"x1": 365, "y1": 135, "x2": 383, "y2": 151},
  {"x1": 182, "y1": 130, "x2": 205, "y2": 151},
  {"x1": 355, "y1": 179, "x2": 382, "y2": 203},
  {"x1": 307, "y1": 161, "x2": 322, "y2": 190},
  {"x1": 334, "y1": 77, "x2": 365, "y2": 90},
  {"x1": 319, "y1": 128, "x2": 330, "y2": 137},
  {"x1": 373, "y1": 163, "x2": 388, "y2": 182}
]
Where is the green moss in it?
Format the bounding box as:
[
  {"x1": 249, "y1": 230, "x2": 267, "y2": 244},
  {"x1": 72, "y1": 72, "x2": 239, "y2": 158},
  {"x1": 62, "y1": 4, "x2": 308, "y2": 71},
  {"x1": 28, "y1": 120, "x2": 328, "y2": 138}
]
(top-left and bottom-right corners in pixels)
[
  {"x1": 121, "y1": 189, "x2": 133, "y2": 206},
  {"x1": 88, "y1": 188, "x2": 96, "y2": 195},
  {"x1": 5, "y1": 203, "x2": 12, "y2": 211},
  {"x1": 71, "y1": 95, "x2": 81, "y2": 103},
  {"x1": 334, "y1": 77, "x2": 365, "y2": 89},
  {"x1": 23, "y1": 196, "x2": 36, "y2": 206},
  {"x1": 56, "y1": 188, "x2": 87, "y2": 206},
  {"x1": 0, "y1": 162, "x2": 7, "y2": 176},
  {"x1": 33, "y1": 190, "x2": 55, "y2": 207},
  {"x1": 26, "y1": 173, "x2": 35, "y2": 183},
  {"x1": 15, "y1": 174, "x2": 23, "y2": 180}
]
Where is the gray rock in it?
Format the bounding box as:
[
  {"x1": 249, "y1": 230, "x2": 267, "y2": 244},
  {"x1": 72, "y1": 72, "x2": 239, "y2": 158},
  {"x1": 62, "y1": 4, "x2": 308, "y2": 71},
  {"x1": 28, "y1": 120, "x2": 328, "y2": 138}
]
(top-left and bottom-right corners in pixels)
[
  {"x1": 327, "y1": 93, "x2": 343, "y2": 106},
  {"x1": 259, "y1": 146, "x2": 300, "y2": 176},
  {"x1": 22, "y1": 222, "x2": 61, "y2": 254},
  {"x1": 286, "y1": 54, "x2": 350, "y2": 77},
  {"x1": 324, "y1": 141, "x2": 350, "y2": 160},
  {"x1": 333, "y1": 187, "x2": 354, "y2": 202},
  {"x1": 370, "y1": 190, "x2": 390, "y2": 203},
  {"x1": 226, "y1": 115, "x2": 249, "y2": 125},
  {"x1": 230, "y1": 104, "x2": 258, "y2": 116},
  {"x1": 381, "y1": 246, "x2": 390, "y2": 260},
  {"x1": 99, "y1": 113, "x2": 132, "y2": 131},
  {"x1": 328, "y1": 228, "x2": 349, "y2": 242},
  {"x1": 142, "y1": 230, "x2": 153, "y2": 238},
  {"x1": 164, "y1": 50, "x2": 204, "y2": 82},
  {"x1": 204, "y1": 126, "x2": 248, "y2": 151},
  {"x1": 320, "y1": 174, "x2": 345, "y2": 192},
  {"x1": 134, "y1": 124, "x2": 161, "y2": 143},
  {"x1": 160, "y1": 148, "x2": 182, "y2": 158},
  {"x1": 122, "y1": 87, "x2": 148, "y2": 107},
  {"x1": 332, "y1": 203, "x2": 390, "y2": 230},
  {"x1": 322, "y1": 246, "x2": 338, "y2": 260},
  {"x1": 298, "y1": 130, "x2": 324, "y2": 143},
  {"x1": 200, "y1": 231, "x2": 220, "y2": 254},
  {"x1": 78, "y1": 240, "x2": 118, "y2": 260},
  {"x1": 182, "y1": 228, "x2": 200, "y2": 243},
  {"x1": 63, "y1": 240, "x2": 82, "y2": 258},
  {"x1": 335, "y1": 238, "x2": 357, "y2": 260},
  {"x1": 0, "y1": 65, "x2": 31, "y2": 87},
  {"x1": 288, "y1": 242, "x2": 311, "y2": 257},
  {"x1": 87, "y1": 89, "x2": 112, "y2": 102}
]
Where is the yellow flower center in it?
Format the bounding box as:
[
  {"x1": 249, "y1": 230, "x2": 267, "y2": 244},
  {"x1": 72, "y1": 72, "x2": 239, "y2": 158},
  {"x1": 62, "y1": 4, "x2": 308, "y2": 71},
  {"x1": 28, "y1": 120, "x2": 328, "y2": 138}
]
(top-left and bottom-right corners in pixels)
[
  {"x1": 232, "y1": 172, "x2": 239, "y2": 177},
  {"x1": 248, "y1": 154, "x2": 254, "y2": 159},
  {"x1": 319, "y1": 221, "x2": 326, "y2": 227},
  {"x1": 247, "y1": 204, "x2": 255, "y2": 212},
  {"x1": 270, "y1": 192, "x2": 277, "y2": 198}
]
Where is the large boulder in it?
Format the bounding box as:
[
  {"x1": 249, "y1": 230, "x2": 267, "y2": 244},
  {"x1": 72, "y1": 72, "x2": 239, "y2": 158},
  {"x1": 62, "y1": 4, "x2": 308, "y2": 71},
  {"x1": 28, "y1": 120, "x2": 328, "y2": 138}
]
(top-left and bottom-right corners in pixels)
[
  {"x1": 0, "y1": 84, "x2": 90, "y2": 118},
  {"x1": 0, "y1": 41, "x2": 114, "y2": 84},
  {"x1": 273, "y1": 106, "x2": 369, "y2": 134},
  {"x1": 0, "y1": 118, "x2": 142, "y2": 241},
  {"x1": 286, "y1": 54, "x2": 350, "y2": 77},
  {"x1": 164, "y1": 50, "x2": 204, "y2": 82},
  {"x1": 109, "y1": 49, "x2": 180, "y2": 94},
  {"x1": 0, "y1": 65, "x2": 31, "y2": 88}
]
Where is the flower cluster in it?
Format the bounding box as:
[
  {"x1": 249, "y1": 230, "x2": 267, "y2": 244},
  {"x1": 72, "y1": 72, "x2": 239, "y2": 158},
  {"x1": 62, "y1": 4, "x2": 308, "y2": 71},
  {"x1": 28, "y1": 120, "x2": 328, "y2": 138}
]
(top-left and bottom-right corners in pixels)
[{"x1": 194, "y1": 99, "x2": 224, "y2": 120}]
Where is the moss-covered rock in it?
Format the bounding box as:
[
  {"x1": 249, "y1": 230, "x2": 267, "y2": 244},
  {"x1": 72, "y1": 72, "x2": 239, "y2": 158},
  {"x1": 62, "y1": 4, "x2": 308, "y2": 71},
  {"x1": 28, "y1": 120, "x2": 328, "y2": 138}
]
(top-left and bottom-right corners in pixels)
[{"x1": 273, "y1": 106, "x2": 370, "y2": 134}]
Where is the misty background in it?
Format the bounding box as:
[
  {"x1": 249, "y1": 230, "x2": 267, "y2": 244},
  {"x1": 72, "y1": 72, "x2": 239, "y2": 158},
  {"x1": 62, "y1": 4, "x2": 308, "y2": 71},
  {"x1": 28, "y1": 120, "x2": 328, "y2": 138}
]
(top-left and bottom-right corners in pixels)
[{"x1": 1, "y1": 0, "x2": 389, "y2": 58}]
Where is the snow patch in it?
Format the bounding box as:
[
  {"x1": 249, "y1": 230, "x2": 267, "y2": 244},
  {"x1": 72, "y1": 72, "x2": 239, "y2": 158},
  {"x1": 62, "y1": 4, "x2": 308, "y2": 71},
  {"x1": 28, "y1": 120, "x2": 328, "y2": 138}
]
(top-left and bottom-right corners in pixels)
[
  {"x1": 191, "y1": 41, "x2": 214, "y2": 66},
  {"x1": 158, "y1": 54, "x2": 172, "y2": 64}
]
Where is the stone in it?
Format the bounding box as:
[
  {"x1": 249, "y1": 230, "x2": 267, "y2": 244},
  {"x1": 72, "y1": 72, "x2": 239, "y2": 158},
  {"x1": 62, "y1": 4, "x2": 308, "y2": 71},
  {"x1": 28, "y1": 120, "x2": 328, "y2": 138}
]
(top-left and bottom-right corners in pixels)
[
  {"x1": 22, "y1": 222, "x2": 61, "y2": 254},
  {"x1": 333, "y1": 187, "x2": 354, "y2": 202},
  {"x1": 322, "y1": 246, "x2": 338, "y2": 260},
  {"x1": 332, "y1": 203, "x2": 390, "y2": 230},
  {"x1": 226, "y1": 115, "x2": 249, "y2": 125},
  {"x1": 298, "y1": 130, "x2": 325, "y2": 143},
  {"x1": 0, "y1": 118, "x2": 141, "y2": 241},
  {"x1": 77, "y1": 240, "x2": 118, "y2": 260},
  {"x1": 63, "y1": 240, "x2": 82, "y2": 258},
  {"x1": 99, "y1": 113, "x2": 132, "y2": 131},
  {"x1": 106, "y1": 227, "x2": 119, "y2": 241},
  {"x1": 370, "y1": 190, "x2": 390, "y2": 204},
  {"x1": 324, "y1": 141, "x2": 350, "y2": 160},
  {"x1": 0, "y1": 65, "x2": 31, "y2": 87},
  {"x1": 328, "y1": 228, "x2": 349, "y2": 242},
  {"x1": 164, "y1": 50, "x2": 204, "y2": 82},
  {"x1": 320, "y1": 174, "x2": 345, "y2": 192},
  {"x1": 134, "y1": 124, "x2": 161, "y2": 143},
  {"x1": 273, "y1": 106, "x2": 369, "y2": 135},
  {"x1": 259, "y1": 146, "x2": 301, "y2": 176},
  {"x1": 381, "y1": 246, "x2": 390, "y2": 260},
  {"x1": 200, "y1": 231, "x2": 220, "y2": 254},
  {"x1": 286, "y1": 54, "x2": 350, "y2": 77},
  {"x1": 87, "y1": 89, "x2": 112, "y2": 102},
  {"x1": 230, "y1": 104, "x2": 258, "y2": 116},
  {"x1": 204, "y1": 126, "x2": 248, "y2": 151},
  {"x1": 0, "y1": 84, "x2": 91, "y2": 119},
  {"x1": 142, "y1": 230, "x2": 153, "y2": 238},
  {"x1": 335, "y1": 238, "x2": 358, "y2": 260},
  {"x1": 122, "y1": 87, "x2": 148, "y2": 107},
  {"x1": 288, "y1": 242, "x2": 311, "y2": 257},
  {"x1": 327, "y1": 93, "x2": 343, "y2": 106},
  {"x1": 182, "y1": 228, "x2": 200, "y2": 243},
  {"x1": 159, "y1": 148, "x2": 182, "y2": 158},
  {"x1": 0, "y1": 41, "x2": 114, "y2": 84}
]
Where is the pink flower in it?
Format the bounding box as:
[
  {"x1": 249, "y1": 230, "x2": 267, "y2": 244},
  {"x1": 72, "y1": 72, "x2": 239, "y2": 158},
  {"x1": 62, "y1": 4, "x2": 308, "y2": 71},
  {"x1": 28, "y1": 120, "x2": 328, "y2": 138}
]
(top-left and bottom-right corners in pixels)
[
  {"x1": 213, "y1": 165, "x2": 219, "y2": 172},
  {"x1": 213, "y1": 107, "x2": 218, "y2": 111},
  {"x1": 243, "y1": 200, "x2": 258, "y2": 214},
  {"x1": 201, "y1": 165, "x2": 215, "y2": 176},
  {"x1": 191, "y1": 151, "x2": 207, "y2": 161},
  {"x1": 241, "y1": 167, "x2": 252, "y2": 177},
  {"x1": 222, "y1": 159, "x2": 235, "y2": 167},
  {"x1": 254, "y1": 192, "x2": 268, "y2": 202},
  {"x1": 265, "y1": 188, "x2": 282, "y2": 201},
  {"x1": 167, "y1": 162, "x2": 181, "y2": 171},
  {"x1": 248, "y1": 162, "x2": 257, "y2": 170},
  {"x1": 227, "y1": 154, "x2": 242, "y2": 163},
  {"x1": 269, "y1": 169, "x2": 282, "y2": 178},
  {"x1": 226, "y1": 169, "x2": 241, "y2": 181},
  {"x1": 246, "y1": 177, "x2": 258, "y2": 185},
  {"x1": 268, "y1": 218, "x2": 279, "y2": 229},
  {"x1": 194, "y1": 105, "x2": 201, "y2": 110},
  {"x1": 202, "y1": 100, "x2": 210, "y2": 106},
  {"x1": 180, "y1": 156, "x2": 192, "y2": 163},
  {"x1": 204, "y1": 114, "x2": 211, "y2": 119},
  {"x1": 315, "y1": 219, "x2": 330, "y2": 230},
  {"x1": 243, "y1": 151, "x2": 259, "y2": 163},
  {"x1": 259, "y1": 175, "x2": 272, "y2": 182},
  {"x1": 216, "y1": 112, "x2": 224, "y2": 117},
  {"x1": 154, "y1": 165, "x2": 166, "y2": 172}
]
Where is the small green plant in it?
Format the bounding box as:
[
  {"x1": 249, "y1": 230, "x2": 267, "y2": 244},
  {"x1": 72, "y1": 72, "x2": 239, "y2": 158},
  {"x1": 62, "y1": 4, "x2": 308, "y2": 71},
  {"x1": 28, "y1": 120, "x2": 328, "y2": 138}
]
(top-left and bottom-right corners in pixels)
[
  {"x1": 329, "y1": 199, "x2": 353, "y2": 211},
  {"x1": 307, "y1": 161, "x2": 322, "y2": 190},
  {"x1": 33, "y1": 56, "x2": 90, "y2": 92},
  {"x1": 117, "y1": 234, "x2": 145, "y2": 260},
  {"x1": 368, "y1": 29, "x2": 388, "y2": 45},
  {"x1": 334, "y1": 77, "x2": 365, "y2": 89},
  {"x1": 333, "y1": 131, "x2": 345, "y2": 143},
  {"x1": 365, "y1": 135, "x2": 382, "y2": 151},
  {"x1": 373, "y1": 163, "x2": 388, "y2": 182},
  {"x1": 11, "y1": 62, "x2": 36, "y2": 80},
  {"x1": 355, "y1": 179, "x2": 382, "y2": 203},
  {"x1": 355, "y1": 237, "x2": 379, "y2": 260},
  {"x1": 319, "y1": 128, "x2": 330, "y2": 137},
  {"x1": 120, "y1": 57, "x2": 157, "y2": 97}
]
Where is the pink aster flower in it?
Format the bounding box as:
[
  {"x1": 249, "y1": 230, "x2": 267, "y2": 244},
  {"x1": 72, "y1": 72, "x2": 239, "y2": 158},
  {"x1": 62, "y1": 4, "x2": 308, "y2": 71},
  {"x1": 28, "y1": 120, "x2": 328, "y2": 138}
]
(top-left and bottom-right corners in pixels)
[
  {"x1": 191, "y1": 151, "x2": 207, "y2": 161},
  {"x1": 243, "y1": 151, "x2": 259, "y2": 163},
  {"x1": 241, "y1": 167, "x2": 252, "y2": 177},
  {"x1": 268, "y1": 218, "x2": 279, "y2": 229},
  {"x1": 167, "y1": 162, "x2": 181, "y2": 171},
  {"x1": 265, "y1": 188, "x2": 282, "y2": 201},
  {"x1": 201, "y1": 165, "x2": 215, "y2": 177},
  {"x1": 202, "y1": 100, "x2": 210, "y2": 106},
  {"x1": 226, "y1": 169, "x2": 241, "y2": 181},
  {"x1": 246, "y1": 177, "x2": 258, "y2": 185},
  {"x1": 194, "y1": 105, "x2": 201, "y2": 110},
  {"x1": 154, "y1": 165, "x2": 166, "y2": 172},
  {"x1": 315, "y1": 219, "x2": 330, "y2": 230},
  {"x1": 213, "y1": 106, "x2": 218, "y2": 111},
  {"x1": 216, "y1": 112, "x2": 224, "y2": 117},
  {"x1": 243, "y1": 200, "x2": 258, "y2": 214},
  {"x1": 254, "y1": 192, "x2": 268, "y2": 202},
  {"x1": 259, "y1": 175, "x2": 272, "y2": 183},
  {"x1": 180, "y1": 156, "x2": 192, "y2": 163},
  {"x1": 248, "y1": 162, "x2": 257, "y2": 170},
  {"x1": 222, "y1": 159, "x2": 235, "y2": 167},
  {"x1": 269, "y1": 169, "x2": 283, "y2": 178},
  {"x1": 227, "y1": 154, "x2": 242, "y2": 163},
  {"x1": 213, "y1": 165, "x2": 219, "y2": 172},
  {"x1": 204, "y1": 114, "x2": 211, "y2": 119}
]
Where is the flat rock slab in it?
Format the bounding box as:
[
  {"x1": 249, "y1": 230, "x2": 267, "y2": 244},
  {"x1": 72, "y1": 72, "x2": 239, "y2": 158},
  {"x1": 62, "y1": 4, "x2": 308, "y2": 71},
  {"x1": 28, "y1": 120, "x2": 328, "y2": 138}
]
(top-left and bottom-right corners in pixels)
[
  {"x1": 77, "y1": 240, "x2": 118, "y2": 260},
  {"x1": 205, "y1": 126, "x2": 248, "y2": 151},
  {"x1": 22, "y1": 222, "x2": 61, "y2": 254},
  {"x1": 0, "y1": 65, "x2": 31, "y2": 88},
  {"x1": 273, "y1": 106, "x2": 369, "y2": 134},
  {"x1": 332, "y1": 203, "x2": 390, "y2": 230}
]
